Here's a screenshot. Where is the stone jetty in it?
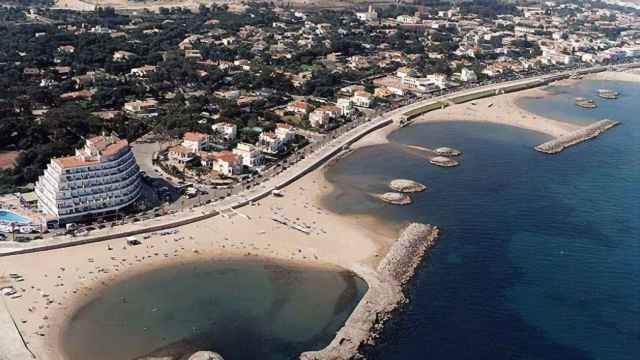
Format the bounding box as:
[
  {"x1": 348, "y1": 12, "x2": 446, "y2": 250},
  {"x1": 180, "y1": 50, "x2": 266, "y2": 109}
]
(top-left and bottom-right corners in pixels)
[
  {"x1": 389, "y1": 179, "x2": 426, "y2": 193},
  {"x1": 535, "y1": 119, "x2": 619, "y2": 154},
  {"x1": 377, "y1": 223, "x2": 439, "y2": 284},
  {"x1": 373, "y1": 192, "x2": 412, "y2": 205},
  {"x1": 300, "y1": 223, "x2": 439, "y2": 360}
]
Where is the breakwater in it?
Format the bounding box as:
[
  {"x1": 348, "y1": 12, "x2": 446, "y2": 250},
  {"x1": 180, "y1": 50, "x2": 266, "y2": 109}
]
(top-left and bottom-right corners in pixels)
[
  {"x1": 300, "y1": 223, "x2": 439, "y2": 360},
  {"x1": 534, "y1": 119, "x2": 620, "y2": 154}
]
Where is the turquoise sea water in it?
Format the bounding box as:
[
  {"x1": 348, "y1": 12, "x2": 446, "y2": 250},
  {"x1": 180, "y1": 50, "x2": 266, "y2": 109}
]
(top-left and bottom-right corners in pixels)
[
  {"x1": 323, "y1": 79, "x2": 639, "y2": 360},
  {"x1": 62, "y1": 260, "x2": 367, "y2": 360}
]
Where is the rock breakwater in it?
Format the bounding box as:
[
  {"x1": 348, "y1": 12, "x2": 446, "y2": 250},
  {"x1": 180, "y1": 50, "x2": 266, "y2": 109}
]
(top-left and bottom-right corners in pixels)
[
  {"x1": 300, "y1": 223, "x2": 439, "y2": 360},
  {"x1": 389, "y1": 179, "x2": 426, "y2": 193},
  {"x1": 377, "y1": 223, "x2": 439, "y2": 284},
  {"x1": 372, "y1": 192, "x2": 412, "y2": 205},
  {"x1": 535, "y1": 119, "x2": 619, "y2": 154}
]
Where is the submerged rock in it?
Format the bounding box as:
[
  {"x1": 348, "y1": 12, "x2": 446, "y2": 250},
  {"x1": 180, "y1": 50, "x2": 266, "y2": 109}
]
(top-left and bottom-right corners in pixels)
[
  {"x1": 434, "y1": 147, "x2": 462, "y2": 156},
  {"x1": 389, "y1": 179, "x2": 426, "y2": 193},
  {"x1": 188, "y1": 351, "x2": 224, "y2": 360},
  {"x1": 429, "y1": 156, "x2": 459, "y2": 167},
  {"x1": 373, "y1": 192, "x2": 412, "y2": 205}
]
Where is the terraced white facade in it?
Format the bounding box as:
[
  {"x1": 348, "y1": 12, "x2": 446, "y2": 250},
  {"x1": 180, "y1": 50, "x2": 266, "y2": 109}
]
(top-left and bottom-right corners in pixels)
[{"x1": 35, "y1": 135, "x2": 141, "y2": 224}]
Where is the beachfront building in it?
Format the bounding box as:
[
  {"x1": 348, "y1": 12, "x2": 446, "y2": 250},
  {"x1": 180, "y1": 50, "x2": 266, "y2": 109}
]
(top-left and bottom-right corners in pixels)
[
  {"x1": 352, "y1": 90, "x2": 374, "y2": 108},
  {"x1": 35, "y1": 134, "x2": 141, "y2": 225},
  {"x1": 460, "y1": 67, "x2": 478, "y2": 82},
  {"x1": 167, "y1": 145, "x2": 195, "y2": 169},
  {"x1": 232, "y1": 143, "x2": 264, "y2": 169},
  {"x1": 309, "y1": 105, "x2": 341, "y2": 128},
  {"x1": 182, "y1": 132, "x2": 210, "y2": 153},
  {"x1": 258, "y1": 131, "x2": 282, "y2": 154},
  {"x1": 337, "y1": 98, "x2": 355, "y2": 117},
  {"x1": 200, "y1": 151, "x2": 242, "y2": 176}
]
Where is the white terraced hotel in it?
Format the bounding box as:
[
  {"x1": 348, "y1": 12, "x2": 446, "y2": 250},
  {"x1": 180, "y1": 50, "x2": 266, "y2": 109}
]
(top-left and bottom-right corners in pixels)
[{"x1": 35, "y1": 134, "x2": 141, "y2": 225}]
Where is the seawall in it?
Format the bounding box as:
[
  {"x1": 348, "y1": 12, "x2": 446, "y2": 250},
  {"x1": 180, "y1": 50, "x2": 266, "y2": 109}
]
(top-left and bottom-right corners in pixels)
[
  {"x1": 300, "y1": 223, "x2": 439, "y2": 360},
  {"x1": 535, "y1": 119, "x2": 620, "y2": 154}
]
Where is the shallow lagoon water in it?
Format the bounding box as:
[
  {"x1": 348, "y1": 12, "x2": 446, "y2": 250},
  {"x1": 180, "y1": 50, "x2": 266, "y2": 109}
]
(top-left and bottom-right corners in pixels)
[
  {"x1": 324, "y1": 79, "x2": 639, "y2": 360},
  {"x1": 62, "y1": 259, "x2": 367, "y2": 360}
]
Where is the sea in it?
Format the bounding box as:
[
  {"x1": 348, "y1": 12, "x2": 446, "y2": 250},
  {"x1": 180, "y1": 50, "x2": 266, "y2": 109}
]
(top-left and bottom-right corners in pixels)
[
  {"x1": 323, "y1": 79, "x2": 639, "y2": 360},
  {"x1": 62, "y1": 79, "x2": 639, "y2": 360},
  {"x1": 61, "y1": 259, "x2": 367, "y2": 360}
]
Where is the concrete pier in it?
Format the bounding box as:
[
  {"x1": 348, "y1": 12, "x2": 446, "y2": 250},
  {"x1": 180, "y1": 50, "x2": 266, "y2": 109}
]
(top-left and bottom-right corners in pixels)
[{"x1": 535, "y1": 119, "x2": 619, "y2": 154}]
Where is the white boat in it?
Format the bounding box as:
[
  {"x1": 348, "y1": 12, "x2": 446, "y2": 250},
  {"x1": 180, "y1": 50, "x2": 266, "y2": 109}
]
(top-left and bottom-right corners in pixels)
[{"x1": 271, "y1": 189, "x2": 284, "y2": 197}]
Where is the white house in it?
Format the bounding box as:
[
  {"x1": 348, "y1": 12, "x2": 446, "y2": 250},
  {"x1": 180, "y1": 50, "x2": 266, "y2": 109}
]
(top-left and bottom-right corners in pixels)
[
  {"x1": 275, "y1": 123, "x2": 296, "y2": 143},
  {"x1": 336, "y1": 98, "x2": 354, "y2": 116},
  {"x1": 233, "y1": 143, "x2": 264, "y2": 169},
  {"x1": 356, "y1": 5, "x2": 378, "y2": 22},
  {"x1": 309, "y1": 105, "x2": 341, "y2": 128},
  {"x1": 182, "y1": 132, "x2": 209, "y2": 153},
  {"x1": 200, "y1": 151, "x2": 242, "y2": 176},
  {"x1": 211, "y1": 122, "x2": 237, "y2": 142},
  {"x1": 286, "y1": 101, "x2": 310, "y2": 115},
  {"x1": 123, "y1": 99, "x2": 159, "y2": 118},
  {"x1": 460, "y1": 68, "x2": 478, "y2": 82},
  {"x1": 130, "y1": 65, "x2": 157, "y2": 77},
  {"x1": 352, "y1": 91, "x2": 374, "y2": 108}
]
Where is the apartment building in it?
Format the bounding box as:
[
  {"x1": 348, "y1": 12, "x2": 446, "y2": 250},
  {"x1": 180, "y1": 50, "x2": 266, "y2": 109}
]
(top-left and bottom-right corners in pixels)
[{"x1": 35, "y1": 134, "x2": 141, "y2": 225}]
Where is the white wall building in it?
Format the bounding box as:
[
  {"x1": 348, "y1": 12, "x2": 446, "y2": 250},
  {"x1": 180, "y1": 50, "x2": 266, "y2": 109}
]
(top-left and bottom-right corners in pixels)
[
  {"x1": 233, "y1": 143, "x2": 264, "y2": 169},
  {"x1": 35, "y1": 135, "x2": 141, "y2": 225},
  {"x1": 356, "y1": 5, "x2": 378, "y2": 22},
  {"x1": 211, "y1": 122, "x2": 237, "y2": 142},
  {"x1": 182, "y1": 132, "x2": 209, "y2": 153},
  {"x1": 461, "y1": 67, "x2": 478, "y2": 82}
]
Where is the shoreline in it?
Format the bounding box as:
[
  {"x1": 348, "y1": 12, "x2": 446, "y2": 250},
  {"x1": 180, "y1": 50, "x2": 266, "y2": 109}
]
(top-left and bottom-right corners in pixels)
[
  {"x1": 0, "y1": 169, "x2": 396, "y2": 360},
  {"x1": 1, "y1": 68, "x2": 639, "y2": 360},
  {"x1": 352, "y1": 69, "x2": 639, "y2": 153},
  {"x1": 57, "y1": 254, "x2": 364, "y2": 360}
]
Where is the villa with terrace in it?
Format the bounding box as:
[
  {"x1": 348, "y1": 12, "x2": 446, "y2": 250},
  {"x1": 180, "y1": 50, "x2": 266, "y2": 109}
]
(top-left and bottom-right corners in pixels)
[{"x1": 34, "y1": 134, "x2": 142, "y2": 226}]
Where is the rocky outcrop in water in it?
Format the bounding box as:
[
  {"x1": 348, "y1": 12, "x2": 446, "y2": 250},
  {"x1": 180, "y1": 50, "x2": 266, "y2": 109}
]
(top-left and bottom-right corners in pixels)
[
  {"x1": 389, "y1": 179, "x2": 426, "y2": 193},
  {"x1": 434, "y1": 147, "x2": 462, "y2": 156},
  {"x1": 300, "y1": 223, "x2": 439, "y2": 360},
  {"x1": 535, "y1": 119, "x2": 619, "y2": 154},
  {"x1": 188, "y1": 351, "x2": 225, "y2": 360},
  {"x1": 372, "y1": 192, "x2": 412, "y2": 205},
  {"x1": 429, "y1": 156, "x2": 459, "y2": 167}
]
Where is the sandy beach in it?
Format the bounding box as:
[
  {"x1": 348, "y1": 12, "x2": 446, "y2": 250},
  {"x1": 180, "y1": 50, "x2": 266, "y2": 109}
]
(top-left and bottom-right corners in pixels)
[
  {"x1": 0, "y1": 169, "x2": 396, "y2": 360},
  {"x1": 1, "y1": 68, "x2": 638, "y2": 360}
]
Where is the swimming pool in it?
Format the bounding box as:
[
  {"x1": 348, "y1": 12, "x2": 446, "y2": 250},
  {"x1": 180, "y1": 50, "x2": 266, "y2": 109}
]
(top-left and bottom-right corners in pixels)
[{"x1": 0, "y1": 210, "x2": 31, "y2": 224}]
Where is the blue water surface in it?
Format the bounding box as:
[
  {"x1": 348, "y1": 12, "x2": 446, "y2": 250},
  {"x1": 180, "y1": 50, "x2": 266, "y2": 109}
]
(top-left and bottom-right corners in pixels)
[
  {"x1": 323, "y1": 79, "x2": 640, "y2": 360},
  {"x1": 0, "y1": 210, "x2": 31, "y2": 224}
]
